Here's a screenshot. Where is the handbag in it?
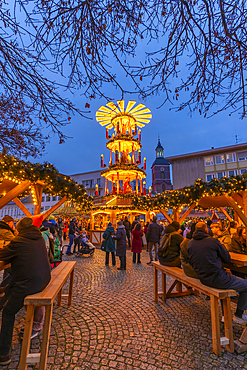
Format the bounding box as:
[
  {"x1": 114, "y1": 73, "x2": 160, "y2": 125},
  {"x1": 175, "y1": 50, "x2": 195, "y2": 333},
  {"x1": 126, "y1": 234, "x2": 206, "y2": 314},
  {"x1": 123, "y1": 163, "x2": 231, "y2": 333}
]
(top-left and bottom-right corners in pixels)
[{"x1": 101, "y1": 239, "x2": 106, "y2": 251}]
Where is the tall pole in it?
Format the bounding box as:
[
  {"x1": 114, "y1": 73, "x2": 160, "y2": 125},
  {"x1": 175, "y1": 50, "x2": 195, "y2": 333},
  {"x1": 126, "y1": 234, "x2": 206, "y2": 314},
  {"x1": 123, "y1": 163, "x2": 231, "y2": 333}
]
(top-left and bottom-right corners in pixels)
[{"x1": 136, "y1": 174, "x2": 138, "y2": 195}]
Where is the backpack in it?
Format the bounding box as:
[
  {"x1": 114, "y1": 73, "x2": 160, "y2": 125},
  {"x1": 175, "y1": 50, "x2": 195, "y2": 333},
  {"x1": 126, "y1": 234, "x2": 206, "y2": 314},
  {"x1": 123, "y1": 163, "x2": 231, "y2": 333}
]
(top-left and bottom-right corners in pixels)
[{"x1": 158, "y1": 231, "x2": 177, "y2": 259}]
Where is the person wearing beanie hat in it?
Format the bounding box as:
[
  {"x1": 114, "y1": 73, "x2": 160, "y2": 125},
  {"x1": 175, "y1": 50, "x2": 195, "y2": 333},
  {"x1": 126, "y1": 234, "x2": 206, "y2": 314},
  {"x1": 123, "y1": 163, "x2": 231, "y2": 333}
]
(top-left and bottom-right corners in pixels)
[
  {"x1": 66, "y1": 217, "x2": 80, "y2": 255},
  {"x1": 112, "y1": 221, "x2": 127, "y2": 270},
  {"x1": 102, "y1": 223, "x2": 116, "y2": 266},
  {"x1": 157, "y1": 221, "x2": 183, "y2": 267},
  {"x1": 0, "y1": 216, "x2": 17, "y2": 249},
  {"x1": 0, "y1": 216, "x2": 51, "y2": 365},
  {"x1": 171, "y1": 221, "x2": 180, "y2": 231},
  {"x1": 146, "y1": 215, "x2": 161, "y2": 265}
]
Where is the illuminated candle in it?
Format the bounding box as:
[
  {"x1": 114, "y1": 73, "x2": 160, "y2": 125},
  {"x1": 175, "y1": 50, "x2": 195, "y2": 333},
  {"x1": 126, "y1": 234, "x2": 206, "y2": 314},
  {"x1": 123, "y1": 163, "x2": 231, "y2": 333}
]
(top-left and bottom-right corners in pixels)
[
  {"x1": 144, "y1": 157, "x2": 146, "y2": 170},
  {"x1": 135, "y1": 124, "x2": 137, "y2": 135},
  {"x1": 138, "y1": 150, "x2": 141, "y2": 163},
  {"x1": 101, "y1": 154, "x2": 104, "y2": 167},
  {"x1": 95, "y1": 184, "x2": 98, "y2": 196},
  {"x1": 143, "y1": 181, "x2": 146, "y2": 195},
  {"x1": 106, "y1": 128, "x2": 109, "y2": 138},
  {"x1": 117, "y1": 122, "x2": 119, "y2": 134},
  {"x1": 149, "y1": 186, "x2": 151, "y2": 197},
  {"x1": 115, "y1": 151, "x2": 118, "y2": 162},
  {"x1": 138, "y1": 129, "x2": 141, "y2": 141}
]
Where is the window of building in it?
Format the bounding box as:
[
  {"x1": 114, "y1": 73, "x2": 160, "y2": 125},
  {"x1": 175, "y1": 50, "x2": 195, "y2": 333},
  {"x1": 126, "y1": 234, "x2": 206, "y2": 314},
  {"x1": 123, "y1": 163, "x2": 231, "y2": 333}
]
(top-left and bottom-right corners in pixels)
[
  {"x1": 82, "y1": 180, "x2": 85, "y2": 187},
  {"x1": 206, "y1": 173, "x2": 215, "y2": 182},
  {"x1": 215, "y1": 154, "x2": 225, "y2": 164},
  {"x1": 161, "y1": 171, "x2": 164, "y2": 179},
  {"x1": 46, "y1": 196, "x2": 50, "y2": 202},
  {"x1": 238, "y1": 151, "x2": 247, "y2": 161},
  {"x1": 228, "y1": 170, "x2": 238, "y2": 176},
  {"x1": 204, "y1": 156, "x2": 214, "y2": 166},
  {"x1": 97, "y1": 178, "x2": 101, "y2": 187},
  {"x1": 240, "y1": 169, "x2": 247, "y2": 174},
  {"x1": 217, "y1": 171, "x2": 226, "y2": 179},
  {"x1": 226, "y1": 153, "x2": 236, "y2": 163},
  {"x1": 42, "y1": 196, "x2": 45, "y2": 202},
  {"x1": 89, "y1": 179, "x2": 94, "y2": 188},
  {"x1": 52, "y1": 196, "x2": 56, "y2": 201}
]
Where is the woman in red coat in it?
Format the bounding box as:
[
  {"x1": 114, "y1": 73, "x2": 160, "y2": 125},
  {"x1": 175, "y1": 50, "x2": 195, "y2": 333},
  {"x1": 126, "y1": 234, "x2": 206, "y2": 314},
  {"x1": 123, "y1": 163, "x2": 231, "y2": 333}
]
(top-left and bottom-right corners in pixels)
[{"x1": 131, "y1": 223, "x2": 143, "y2": 264}]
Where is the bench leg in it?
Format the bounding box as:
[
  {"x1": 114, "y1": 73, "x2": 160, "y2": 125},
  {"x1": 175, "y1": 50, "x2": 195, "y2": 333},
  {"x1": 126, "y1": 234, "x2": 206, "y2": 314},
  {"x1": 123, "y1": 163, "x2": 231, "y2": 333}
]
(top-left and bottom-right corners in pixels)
[
  {"x1": 162, "y1": 273, "x2": 166, "y2": 301},
  {"x1": 68, "y1": 267, "x2": 75, "y2": 306},
  {"x1": 19, "y1": 305, "x2": 35, "y2": 370},
  {"x1": 39, "y1": 304, "x2": 53, "y2": 370},
  {"x1": 154, "y1": 266, "x2": 158, "y2": 302},
  {"x1": 210, "y1": 295, "x2": 221, "y2": 356},
  {"x1": 223, "y1": 297, "x2": 234, "y2": 353},
  {"x1": 57, "y1": 289, "x2": 62, "y2": 306}
]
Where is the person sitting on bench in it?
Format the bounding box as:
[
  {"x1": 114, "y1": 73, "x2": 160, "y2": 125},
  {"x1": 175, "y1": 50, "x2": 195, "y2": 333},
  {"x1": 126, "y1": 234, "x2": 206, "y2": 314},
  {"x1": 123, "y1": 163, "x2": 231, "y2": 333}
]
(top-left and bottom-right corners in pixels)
[
  {"x1": 188, "y1": 221, "x2": 247, "y2": 326},
  {"x1": 0, "y1": 217, "x2": 51, "y2": 366}
]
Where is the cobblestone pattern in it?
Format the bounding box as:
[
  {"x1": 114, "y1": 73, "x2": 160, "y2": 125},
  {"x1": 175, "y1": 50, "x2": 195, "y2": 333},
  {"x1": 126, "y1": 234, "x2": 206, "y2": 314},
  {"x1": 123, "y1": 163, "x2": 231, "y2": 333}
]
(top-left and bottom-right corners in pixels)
[{"x1": 3, "y1": 249, "x2": 247, "y2": 369}]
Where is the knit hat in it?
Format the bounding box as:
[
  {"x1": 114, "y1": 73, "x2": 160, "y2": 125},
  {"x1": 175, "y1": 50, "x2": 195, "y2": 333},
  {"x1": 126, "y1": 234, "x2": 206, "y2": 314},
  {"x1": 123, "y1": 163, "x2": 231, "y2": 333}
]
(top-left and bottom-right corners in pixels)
[
  {"x1": 32, "y1": 214, "x2": 44, "y2": 228},
  {"x1": 117, "y1": 221, "x2": 123, "y2": 226},
  {"x1": 107, "y1": 222, "x2": 112, "y2": 227},
  {"x1": 171, "y1": 221, "x2": 180, "y2": 231},
  {"x1": 16, "y1": 217, "x2": 33, "y2": 232},
  {"x1": 2, "y1": 215, "x2": 14, "y2": 223}
]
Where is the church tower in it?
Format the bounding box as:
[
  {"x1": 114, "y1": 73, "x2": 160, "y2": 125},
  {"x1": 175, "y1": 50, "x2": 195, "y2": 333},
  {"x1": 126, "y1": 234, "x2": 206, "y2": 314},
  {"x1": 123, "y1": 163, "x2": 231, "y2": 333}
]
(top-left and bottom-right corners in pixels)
[{"x1": 151, "y1": 138, "x2": 173, "y2": 193}]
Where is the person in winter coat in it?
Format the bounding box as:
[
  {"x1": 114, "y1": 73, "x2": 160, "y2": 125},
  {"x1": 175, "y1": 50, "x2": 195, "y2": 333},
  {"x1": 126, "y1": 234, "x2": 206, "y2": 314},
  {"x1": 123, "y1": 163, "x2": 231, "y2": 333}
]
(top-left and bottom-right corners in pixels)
[
  {"x1": 112, "y1": 221, "x2": 126, "y2": 270},
  {"x1": 188, "y1": 222, "x2": 247, "y2": 326},
  {"x1": 123, "y1": 217, "x2": 131, "y2": 248},
  {"x1": 66, "y1": 217, "x2": 79, "y2": 255},
  {"x1": 0, "y1": 217, "x2": 51, "y2": 366},
  {"x1": 158, "y1": 221, "x2": 183, "y2": 267},
  {"x1": 103, "y1": 222, "x2": 116, "y2": 266},
  {"x1": 63, "y1": 220, "x2": 68, "y2": 241},
  {"x1": 131, "y1": 223, "x2": 143, "y2": 264},
  {"x1": 131, "y1": 217, "x2": 139, "y2": 232},
  {"x1": 180, "y1": 222, "x2": 198, "y2": 278},
  {"x1": 211, "y1": 222, "x2": 232, "y2": 251},
  {"x1": 0, "y1": 216, "x2": 17, "y2": 249},
  {"x1": 231, "y1": 227, "x2": 247, "y2": 254},
  {"x1": 56, "y1": 217, "x2": 64, "y2": 247},
  {"x1": 146, "y1": 216, "x2": 161, "y2": 265}
]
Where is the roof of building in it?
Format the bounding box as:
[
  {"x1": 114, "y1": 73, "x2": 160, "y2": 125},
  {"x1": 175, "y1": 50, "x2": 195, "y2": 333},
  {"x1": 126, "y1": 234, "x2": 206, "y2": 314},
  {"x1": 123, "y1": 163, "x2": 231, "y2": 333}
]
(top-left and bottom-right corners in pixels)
[
  {"x1": 152, "y1": 157, "x2": 170, "y2": 166},
  {"x1": 165, "y1": 142, "x2": 247, "y2": 162}
]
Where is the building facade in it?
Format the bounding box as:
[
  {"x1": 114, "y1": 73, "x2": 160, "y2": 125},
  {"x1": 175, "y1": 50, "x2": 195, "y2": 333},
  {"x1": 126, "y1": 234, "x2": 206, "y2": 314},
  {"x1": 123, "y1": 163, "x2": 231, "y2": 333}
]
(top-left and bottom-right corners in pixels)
[
  {"x1": 70, "y1": 170, "x2": 111, "y2": 197},
  {"x1": 151, "y1": 139, "x2": 173, "y2": 193},
  {"x1": 165, "y1": 143, "x2": 247, "y2": 189}
]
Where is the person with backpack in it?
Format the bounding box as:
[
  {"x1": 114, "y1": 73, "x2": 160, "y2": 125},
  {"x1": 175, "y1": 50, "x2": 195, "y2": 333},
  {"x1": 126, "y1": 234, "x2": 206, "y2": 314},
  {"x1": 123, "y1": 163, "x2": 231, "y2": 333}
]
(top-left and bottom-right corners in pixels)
[
  {"x1": 103, "y1": 222, "x2": 116, "y2": 266},
  {"x1": 146, "y1": 216, "x2": 161, "y2": 265},
  {"x1": 158, "y1": 221, "x2": 183, "y2": 267}
]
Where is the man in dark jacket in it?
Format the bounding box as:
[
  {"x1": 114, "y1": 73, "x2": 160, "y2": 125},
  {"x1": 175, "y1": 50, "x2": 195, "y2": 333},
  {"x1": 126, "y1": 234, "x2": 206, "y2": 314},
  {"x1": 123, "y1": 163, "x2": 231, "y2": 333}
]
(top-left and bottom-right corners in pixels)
[
  {"x1": 66, "y1": 217, "x2": 79, "y2": 255},
  {"x1": 188, "y1": 222, "x2": 247, "y2": 326},
  {"x1": 146, "y1": 216, "x2": 161, "y2": 265},
  {"x1": 158, "y1": 221, "x2": 183, "y2": 267},
  {"x1": 112, "y1": 221, "x2": 127, "y2": 270},
  {"x1": 123, "y1": 217, "x2": 131, "y2": 248},
  {"x1": 0, "y1": 217, "x2": 51, "y2": 365}
]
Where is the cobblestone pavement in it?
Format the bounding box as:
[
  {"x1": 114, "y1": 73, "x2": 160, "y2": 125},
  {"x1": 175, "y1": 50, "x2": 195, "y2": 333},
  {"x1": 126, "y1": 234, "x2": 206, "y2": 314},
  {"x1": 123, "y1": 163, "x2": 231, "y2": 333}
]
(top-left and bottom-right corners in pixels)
[{"x1": 3, "y1": 249, "x2": 247, "y2": 369}]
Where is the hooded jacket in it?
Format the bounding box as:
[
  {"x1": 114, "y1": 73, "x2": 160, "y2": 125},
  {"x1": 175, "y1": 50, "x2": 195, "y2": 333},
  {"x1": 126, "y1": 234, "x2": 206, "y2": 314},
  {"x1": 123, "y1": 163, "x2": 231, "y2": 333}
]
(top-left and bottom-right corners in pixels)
[
  {"x1": 0, "y1": 225, "x2": 51, "y2": 296},
  {"x1": 158, "y1": 224, "x2": 183, "y2": 265},
  {"x1": 180, "y1": 234, "x2": 198, "y2": 279},
  {"x1": 103, "y1": 226, "x2": 116, "y2": 253},
  {"x1": 146, "y1": 221, "x2": 161, "y2": 243},
  {"x1": 187, "y1": 229, "x2": 233, "y2": 288},
  {"x1": 112, "y1": 225, "x2": 126, "y2": 256}
]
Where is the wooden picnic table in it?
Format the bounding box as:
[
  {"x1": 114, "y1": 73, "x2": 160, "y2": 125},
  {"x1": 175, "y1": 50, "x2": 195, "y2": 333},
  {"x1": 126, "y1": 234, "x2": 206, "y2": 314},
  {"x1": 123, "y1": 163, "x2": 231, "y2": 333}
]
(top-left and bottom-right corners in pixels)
[{"x1": 229, "y1": 252, "x2": 247, "y2": 267}]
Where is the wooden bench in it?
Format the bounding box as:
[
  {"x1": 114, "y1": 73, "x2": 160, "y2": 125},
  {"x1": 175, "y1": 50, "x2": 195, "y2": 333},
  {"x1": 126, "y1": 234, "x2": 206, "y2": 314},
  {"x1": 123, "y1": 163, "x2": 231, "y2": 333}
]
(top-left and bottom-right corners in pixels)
[
  {"x1": 19, "y1": 261, "x2": 76, "y2": 370},
  {"x1": 151, "y1": 261, "x2": 237, "y2": 356}
]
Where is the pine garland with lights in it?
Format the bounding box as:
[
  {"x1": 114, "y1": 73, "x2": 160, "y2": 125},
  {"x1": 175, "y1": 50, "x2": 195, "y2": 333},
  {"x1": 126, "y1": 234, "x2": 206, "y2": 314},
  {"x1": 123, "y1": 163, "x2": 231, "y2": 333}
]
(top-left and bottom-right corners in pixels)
[
  {"x1": 132, "y1": 174, "x2": 247, "y2": 211},
  {"x1": 0, "y1": 154, "x2": 94, "y2": 210}
]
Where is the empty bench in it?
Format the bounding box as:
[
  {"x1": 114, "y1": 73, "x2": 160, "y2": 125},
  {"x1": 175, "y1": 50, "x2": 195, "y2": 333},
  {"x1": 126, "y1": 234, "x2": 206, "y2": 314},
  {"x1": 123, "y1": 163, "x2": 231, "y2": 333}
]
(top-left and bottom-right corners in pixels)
[
  {"x1": 19, "y1": 261, "x2": 76, "y2": 370},
  {"x1": 151, "y1": 261, "x2": 237, "y2": 356}
]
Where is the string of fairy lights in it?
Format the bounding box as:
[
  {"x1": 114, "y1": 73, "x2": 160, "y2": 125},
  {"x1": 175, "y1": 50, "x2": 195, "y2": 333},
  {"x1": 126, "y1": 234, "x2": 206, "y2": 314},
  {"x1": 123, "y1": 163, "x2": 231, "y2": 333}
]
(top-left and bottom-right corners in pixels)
[
  {"x1": 0, "y1": 154, "x2": 94, "y2": 211},
  {"x1": 132, "y1": 175, "x2": 247, "y2": 212}
]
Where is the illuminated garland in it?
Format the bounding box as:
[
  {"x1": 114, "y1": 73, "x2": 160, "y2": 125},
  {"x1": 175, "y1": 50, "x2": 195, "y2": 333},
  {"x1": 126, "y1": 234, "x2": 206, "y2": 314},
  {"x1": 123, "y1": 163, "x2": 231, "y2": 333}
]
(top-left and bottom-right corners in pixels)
[
  {"x1": 132, "y1": 174, "x2": 247, "y2": 211},
  {"x1": 0, "y1": 154, "x2": 94, "y2": 210}
]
